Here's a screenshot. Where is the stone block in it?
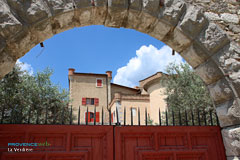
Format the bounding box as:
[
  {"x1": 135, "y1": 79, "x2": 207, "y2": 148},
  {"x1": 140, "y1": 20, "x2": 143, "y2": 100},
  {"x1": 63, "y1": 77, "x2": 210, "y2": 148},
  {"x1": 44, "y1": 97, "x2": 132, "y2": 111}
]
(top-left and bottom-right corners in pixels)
[
  {"x1": 6, "y1": 30, "x2": 36, "y2": 59},
  {"x1": 73, "y1": 0, "x2": 107, "y2": 27},
  {"x1": 0, "y1": 51, "x2": 15, "y2": 79},
  {"x1": 32, "y1": 19, "x2": 53, "y2": 43},
  {"x1": 222, "y1": 125, "x2": 240, "y2": 157},
  {"x1": 136, "y1": 12, "x2": 158, "y2": 33},
  {"x1": 180, "y1": 5, "x2": 207, "y2": 39},
  {"x1": 92, "y1": 0, "x2": 108, "y2": 6},
  {"x1": 230, "y1": 71, "x2": 240, "y2": 97},
  {"x1": 148, "y1": 20, "x2": 172, "y2": 41},
  {"x1": 216, "y1": 99, "x2": 240, "y2": 127},
  {"x1": 74, "y1": 0, "x2": 91, "y2": 9},
  {"x1": 142, "y1": 0, "x2": 160, "y2": 17},
  {"x1": 6, "y1": 0, "x2": 51, "y2": 25},
  {"x1": 0, "y1": 0, "x2": 22, "y2": 39},
  {"x1": 195, "y1": 59, "x2": 223, "y2": 85},
  {"x1": 181, "y1": 42, "x2": 209, "y2": 68},
  {"x1": 0, "y1": 36, "x2": 6, "y2": 53},
  {"x1": 162, "y1": 27, "x2": 191, "y2": 52},
  {"x1": 126, "y1": 0, "x2": 160, "y2": 33},
  {"x1": 212, "y1": 43, "x2": 240, "y2": 97},
  {"x1": 45, "y1": 0, "x2": 74, "y2": 15},
  {"x1": 208, "y1": 78, "x2": 233, "y2": 105},
  {"x1": 129, "y1": 0, "x2": 142, "y2": 11},
  {"x1": 108, "y1": 0, "x2": 128, "y2": 8},
  {"x1": 91, "y1": 6, "x2": 108, "y2": 26},
  {"x1": 221, "y1": 13, "x2": 239, "y2": 24},
  {"x1": 74, "y1": 4, "x2": 108, "y2": 27},
  {"x1": 213, "y1": 43, "x2": 240, "y2": 73},
  {"x1": 204, "y1": 12, "x2": 221, "y2": 21},
  {"x1": 105, "y1": 0, "x2": 128, "y2": 28},
  {"x1": 159, "y1": 0, "x2": 187, "y2": 26},
  {"x1": 51, "y1": 11, "x2": 75, "y2": 34},
  {"x1": 198, "y1": 22, "x2": 230, "y2": 55},
  {"x1": 229, "y1": 24, "x2": 240, "y2": 34}
]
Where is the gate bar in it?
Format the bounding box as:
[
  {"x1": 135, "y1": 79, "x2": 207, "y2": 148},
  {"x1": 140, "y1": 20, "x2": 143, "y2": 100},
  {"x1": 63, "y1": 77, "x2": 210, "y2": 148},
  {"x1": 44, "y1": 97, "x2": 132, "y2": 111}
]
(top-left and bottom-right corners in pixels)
[
  {"x1": 94, "y1": 106, "x2": 96, "y2": 125},
  {"x1": 159, "y1": 108, "x2": 161, "y2": 126},
  {"x1": 86, "y1": 106, "x2": 88, "y2": 125},
  {"x1": 102, "y1": 107, "x2": 104, "y2": 125},
  {"x1": 78, "y1": 106, "x2": 80, "y2": 125},
  {"x1": 138, "y1": 107, "x2": 140, "y2": 126},
  {"x1": 131, "y1": 107, "x2": 133, "y2": 126}
]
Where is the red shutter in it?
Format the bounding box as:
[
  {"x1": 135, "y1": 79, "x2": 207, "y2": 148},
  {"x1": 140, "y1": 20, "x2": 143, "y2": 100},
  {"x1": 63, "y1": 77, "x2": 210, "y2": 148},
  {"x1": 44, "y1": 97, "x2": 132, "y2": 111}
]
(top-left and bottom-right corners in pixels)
[
  {"x1": 82, "y1": 98, "x2": 86, "y2": 105},
  {"x1": 96, "y1": 112, "x2": 100, "y2": 122},
  {"x1": 97, "y1": 79, "x2": 102, "y2": 87},
  {"x1": 85, "y1": 112, "x2": 91, "y2": 122},
  {"x1": 111, "y1": 113, "x2": 113, "y2": 122},
  {"x1": 94, "y1": 98, "x2": 99, "y2": 106}
]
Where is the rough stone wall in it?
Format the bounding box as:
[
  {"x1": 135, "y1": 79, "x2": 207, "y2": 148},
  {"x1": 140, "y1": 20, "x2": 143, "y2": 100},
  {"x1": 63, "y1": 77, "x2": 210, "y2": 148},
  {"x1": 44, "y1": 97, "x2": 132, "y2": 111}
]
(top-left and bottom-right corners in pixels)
[
  {"x1": 184, "y1": 0, "x2": 240, "y2": 45},
  {"x1": 183, "y1": 1, "x2": 240, "y2": 159}
]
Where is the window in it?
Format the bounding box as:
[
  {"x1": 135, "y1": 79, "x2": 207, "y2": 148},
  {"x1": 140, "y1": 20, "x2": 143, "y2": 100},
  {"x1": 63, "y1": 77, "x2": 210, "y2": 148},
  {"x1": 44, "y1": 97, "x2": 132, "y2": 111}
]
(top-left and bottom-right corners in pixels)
[
  {"x1": 131, "y1": 108, "x2": 137, "y2": 116},
  {"x1": 85, "y1": 112, "x2": 100, "y2": 122},
  {"x1": 96, "y1": 78, "x2": 103, "y2": 87},
  {"x1": 86, "y1": 98, "x2": 91, "y2": 105},
  {"x1": 91, "y1": 98, "x2": 94, "y2": 105},
  {"x1": 90, "y1": 112, "x2": 94, "y2": 119},
  {"x1": 82, "y1": 98, "x2": 99, "y2": 106}
]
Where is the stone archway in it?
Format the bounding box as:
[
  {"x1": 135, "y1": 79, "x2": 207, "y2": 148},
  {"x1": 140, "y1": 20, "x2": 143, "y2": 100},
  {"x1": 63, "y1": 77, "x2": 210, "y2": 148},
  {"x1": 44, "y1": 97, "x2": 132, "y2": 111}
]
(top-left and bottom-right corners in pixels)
[{"x1": 0, "y1": 0, "x2": 239, "y2": 159}]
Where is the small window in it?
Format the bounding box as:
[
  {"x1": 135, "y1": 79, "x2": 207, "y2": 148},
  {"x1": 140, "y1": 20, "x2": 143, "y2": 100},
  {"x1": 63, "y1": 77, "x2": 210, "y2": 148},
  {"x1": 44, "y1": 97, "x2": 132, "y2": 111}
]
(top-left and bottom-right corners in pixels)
[
  {"x1": 96, "y1": 79, "x2": 103, "y2": 87},
  {"x1": 82, "y1": 98, "x2": 99, "y2": 106},
  {"x1": 132, "y1": 108, "x2": 137, "y2": 117},
  {"x1": 86, "y1": 98, "x2": 91, "y2": 105},
  {"x1": 90, "y1": 112, "x2": 94, "y2": 119},
  {"x1": 85, "y1": 112, "x2": 100, "y2": 122},
  {"x1": 91, "y1": 98, "x2": 94, "y2": 105}
]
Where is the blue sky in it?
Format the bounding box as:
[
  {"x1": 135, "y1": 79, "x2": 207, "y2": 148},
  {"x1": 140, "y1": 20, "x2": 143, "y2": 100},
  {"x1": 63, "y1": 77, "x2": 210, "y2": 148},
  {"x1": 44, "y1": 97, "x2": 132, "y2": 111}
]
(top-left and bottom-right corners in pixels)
[{"x1": 19, "y1": 25, "x2": 183, "y2": 89}]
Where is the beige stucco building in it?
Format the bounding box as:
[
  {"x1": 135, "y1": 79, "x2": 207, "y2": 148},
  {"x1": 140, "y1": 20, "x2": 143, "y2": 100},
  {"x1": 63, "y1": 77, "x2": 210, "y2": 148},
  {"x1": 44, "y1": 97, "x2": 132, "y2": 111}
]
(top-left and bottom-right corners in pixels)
[
  {"x1": 110, "y1": 72, "x2": 167, "y2": 125},
  {"x1": 68, "y1": 68, "x2": 167, "y2": 125}
]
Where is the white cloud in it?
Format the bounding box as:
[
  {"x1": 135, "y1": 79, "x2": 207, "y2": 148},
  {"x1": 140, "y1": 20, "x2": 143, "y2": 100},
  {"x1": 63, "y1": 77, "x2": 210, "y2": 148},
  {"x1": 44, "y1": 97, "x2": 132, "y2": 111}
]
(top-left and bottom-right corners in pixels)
[
  {"x1": 16, "y1": 60, "x2": 34, "y2": 75},
  {"x1": 113, "y1": 45, "x2": 184, "y2": 87}
]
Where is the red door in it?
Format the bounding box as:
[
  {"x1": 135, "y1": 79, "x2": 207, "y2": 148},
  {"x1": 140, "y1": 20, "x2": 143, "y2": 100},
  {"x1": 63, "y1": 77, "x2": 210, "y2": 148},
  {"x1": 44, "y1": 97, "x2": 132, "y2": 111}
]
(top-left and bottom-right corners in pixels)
[
  {"x1": 114, "y1": 126, "x2": 226, "y2": 160},
  {"x1": 0, "y1": 125, "x2": 226, "y2": 160},
  {"x1": 0, "y1": 124, "x2": 113, "y2": 160}
]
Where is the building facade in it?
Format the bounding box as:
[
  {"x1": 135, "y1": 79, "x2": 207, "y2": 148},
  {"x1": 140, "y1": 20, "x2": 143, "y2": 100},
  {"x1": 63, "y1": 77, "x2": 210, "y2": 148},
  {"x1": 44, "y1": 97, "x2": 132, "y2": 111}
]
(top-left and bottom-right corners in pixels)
[{"x1": 68, "y1": 68, "x2": 167, "y2": 125}]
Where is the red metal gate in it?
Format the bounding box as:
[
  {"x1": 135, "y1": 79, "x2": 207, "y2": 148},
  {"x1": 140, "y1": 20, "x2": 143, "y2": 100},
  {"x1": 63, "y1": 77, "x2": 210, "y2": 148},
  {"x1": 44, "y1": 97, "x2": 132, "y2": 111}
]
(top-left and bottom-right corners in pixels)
[
  {"x1": 0, "y1": 125, "x2": 226, "y2": 160},
  {"x1": 115, "y1": 126, "x2": 226, "y2": 160},
  {"x1": 0, "y1": 124, "x2": 113, "y2": 160}
]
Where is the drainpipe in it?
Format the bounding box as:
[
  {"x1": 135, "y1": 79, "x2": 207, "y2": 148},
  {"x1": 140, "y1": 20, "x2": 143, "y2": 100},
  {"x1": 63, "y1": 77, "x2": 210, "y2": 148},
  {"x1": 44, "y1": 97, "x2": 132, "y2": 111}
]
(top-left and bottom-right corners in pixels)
[{"x1": 106, "y1": 71, "x2": 112, "y2": 109}]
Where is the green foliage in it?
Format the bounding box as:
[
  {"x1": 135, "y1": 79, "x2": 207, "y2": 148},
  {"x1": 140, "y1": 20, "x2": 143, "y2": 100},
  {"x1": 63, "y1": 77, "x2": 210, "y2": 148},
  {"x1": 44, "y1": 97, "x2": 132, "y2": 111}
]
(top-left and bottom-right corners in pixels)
[
  {"x1": 160, "y1": 63, "x2": 216, "y2": 125},
  {"x1": 0, "y1": 62, "x2": 71, "y2": 124},
  {"x1": 146, "y1": 114, "x2": 153, "y2": 125}
]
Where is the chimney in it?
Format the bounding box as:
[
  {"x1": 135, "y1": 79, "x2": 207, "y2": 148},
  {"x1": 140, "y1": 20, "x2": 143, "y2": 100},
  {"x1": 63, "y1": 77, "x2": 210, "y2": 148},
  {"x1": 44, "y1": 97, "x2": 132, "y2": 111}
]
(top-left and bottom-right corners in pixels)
[
  {"x1": 106, "y1": 71, "x2": 112, "y2": 78},
  {"x1": 68, "y1": 68, "x2": 75, "y2": 75}
]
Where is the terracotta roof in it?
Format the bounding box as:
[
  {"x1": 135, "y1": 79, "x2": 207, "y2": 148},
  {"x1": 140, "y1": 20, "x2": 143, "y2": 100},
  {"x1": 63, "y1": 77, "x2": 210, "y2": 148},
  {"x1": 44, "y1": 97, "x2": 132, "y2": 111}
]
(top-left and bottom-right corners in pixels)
[
  {"x1": 139, "y1": 72, "x2": 168, "y2": 90},
  {"x1": 111, "y1": 83, "x2": 139, "y2": 91},
  {"x1": 108, "y1": 94, "x2": 149, "y2": 109},
  {"x1": 139, "y1": 72, "x2": 167, "y2": 82},
  {"x1": 70, "y1": 72, "x2": 107, "y2": 77}
]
